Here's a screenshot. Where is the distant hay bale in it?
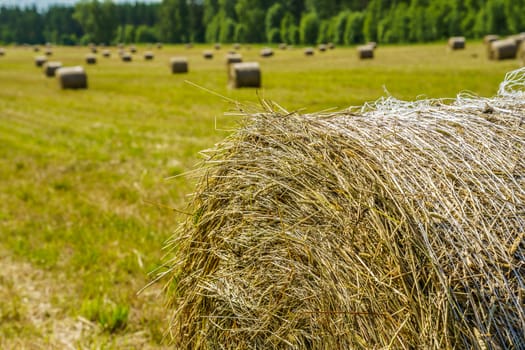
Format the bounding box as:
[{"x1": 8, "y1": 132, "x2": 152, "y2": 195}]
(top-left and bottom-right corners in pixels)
[
  {"x1": 157, "y1": 42, "x2": 163, "y2": 49},
  {"x1": 121, "y1": 53, "x2": 132, "y2": 62},
  {"x1": 90, "y1": 46, "x2": 98, "y2": 54},
  {"x1": 43, "y1": 61, "x2": 62, "y2": 77},
  {"x1": 357, "y1": 45, "x2": 374, "y2": 59},
  {"x1": 304, "y1": 47, "x2": 314, "y2": 56},
  {"x1": 233, "y1": 43, "x2": 241, "y2": 50},
  {"x1": 228, "y1": 62, "x2": 261, "y2": 88},
  {"x1": 33, "y1": 46, "x2": 40, "y2": 52},
  {"x1": 483, "y1": 34, "x2": 500, "y2": 45},
  {"x1": 170, "y1": 57, "x2": 188, "y2": 74},
  {"x1": 260, "y1": 48, "x2": 274, "y2": 57},
  {"x1": 186, "y1": 43, "x2": 193, "y2": 49},
  {"x1": 45, "y1": 49, "x2": 53, "y2": 56},
  {"x1": 448, "y1": 36, "x2": 466, "y2": 50},
  {"x1": 130, "y1": 46, "x2": 137, "y2": 53},
  {"x1": 203, "y1": 50, "x2": 214, "y2": 59},
  {"x1": 85, "y1": 54, "x2": 97, "y2": 65},
  {"x1": 318, "y1": 44, "x2": 327, "y2": 52},
  {"x1": 489, "y1": 39, "x2": 518, "y2": 60},
  {"x1": 118, "y1": 43, "x2": 124, "y2": 49},
  {"x1": 328, "y1": 42, "x2": 335, "y2": 49},
  {"x1": 102, "y1": 50, "x2": 111, "y2": 58},
  {"x1": 161, "y1": 67, "x2": 525, "y2": 349},
  {"x1": 278, "y1": 43, "x2": 287, "y2": 50},
  {"x1": 225, "y1": 53, "x2": 242, "y2": 66},
  {"x1": 214, "y1": 43, "x2": 221, "y2": 50},
  {"x1": 0, "y1": 48, "x2": 4, "y2": 56},
  {"x1": 35, "y1": 56, "x2": 47, "y2": 67},
  {"x1": 56, "y1": 66, "x2": 87, "y2": 89},
  {"x1": 144, "y1": 51, "x2": 154, "y2": 60},
  {"x1": 367, "y1": 41, "x2": 377, "y2": 49}
]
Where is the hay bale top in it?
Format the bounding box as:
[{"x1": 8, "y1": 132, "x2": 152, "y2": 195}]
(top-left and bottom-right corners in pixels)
[
  {"x1": 483, "y1": 34, "x2": 500, "y2": 44},
  {"x1": 367, "y1": 41, "x2": 377, "y2": 49},
  {"x1": 161, "y1": 67, "x2": 525, "y2": 350},
  {"x1": 170, "y1": 56, "x2": 188, "y2": 64},
  {"x1": 56, "y1": 65, "x2": 84, "y2": 75},
  {"x1": 225, "y1": 53, "x2": 242, "y2": 64}
]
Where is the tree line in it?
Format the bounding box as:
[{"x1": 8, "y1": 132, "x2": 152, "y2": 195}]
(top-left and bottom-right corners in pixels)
[{"x1": 1, "y1": 0, "x2": 524, "y2": 46}]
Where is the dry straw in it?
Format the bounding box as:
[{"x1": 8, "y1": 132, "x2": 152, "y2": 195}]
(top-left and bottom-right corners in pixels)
[
  {"x1": 160, "y1": 67, "x2": 525, "y2": 349},
  {"x1": 56, "y1": 66, "x2": 87, "y2": 89}
]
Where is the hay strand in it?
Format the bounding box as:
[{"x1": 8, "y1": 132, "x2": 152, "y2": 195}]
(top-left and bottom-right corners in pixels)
[{"x1": 161, "y1": 67, "x2": 525, "y2": 349}]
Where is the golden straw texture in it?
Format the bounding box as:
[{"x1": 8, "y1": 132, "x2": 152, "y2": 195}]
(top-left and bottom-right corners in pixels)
[{"x1": 161, "y1": 68, "x2": 525, "y2": 349}]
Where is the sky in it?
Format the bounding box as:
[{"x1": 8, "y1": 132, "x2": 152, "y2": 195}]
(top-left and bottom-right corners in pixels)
[{"x1": 0, "y1": 0, "x2": 161, "y2": 9}]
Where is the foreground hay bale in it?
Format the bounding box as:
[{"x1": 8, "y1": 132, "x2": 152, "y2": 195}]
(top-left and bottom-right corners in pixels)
[
  {"x1": 43, "y1": 61, "x2": 62, "y2": 77},
  {"x1": 170, "y1": 57, "x2": 188, "y2": 73},
  {"x1": 228, "y1": 62, "x2": 261, "y2": 88},
  {"x1": 357, "y1": 45, "x2": 374, "y2": 59},
  {"x1": 161, "y1": 68, "x2": 525, "y2": 349},
  {"x1": 56, "y1": 66, "x2": 87, "y2": 89},
  {"x1": 489, "y1": 39, "x2": 518, "y2": 60},
  {"x1": 35, "y1": 56, "x2": 47, "y2": 67},
  {"x1": 448, "y1": 36, "x2": 466, "y2": 50},
  {"x1": 85, "y1": 54, "x2": 97, "y2": 64}
]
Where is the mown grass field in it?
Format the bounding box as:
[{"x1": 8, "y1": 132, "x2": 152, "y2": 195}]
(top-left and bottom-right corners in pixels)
[{"x1": 0, "y1": 41, "x2": 521, "y2": 348}]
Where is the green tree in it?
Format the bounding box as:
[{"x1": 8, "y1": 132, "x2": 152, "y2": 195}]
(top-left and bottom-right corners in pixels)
[
  {"x1": 266, "y1": 3, "x2": 284, "y2": 43},
  {"x1": 135, "y1": 25, "x2": 157, "y2": 43},
  {"x1": 73, "y1": 0, "x2": 117, "y2": 44},
  {"x1": 344, "y1": 11, "x2": 364, "y2": 45},
  {"x1": 300, "y1": 12, "x2": 320, "y2": 45}
]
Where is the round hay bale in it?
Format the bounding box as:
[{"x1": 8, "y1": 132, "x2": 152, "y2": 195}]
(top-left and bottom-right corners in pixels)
[
  {"x1": 130, "y1": 45, "x2": 137, "y2": 54},
  {"x1": 102, "y1": 50, "x2": 111, "y2": 58},
  {"x1": 233, "y1": 43, "x2": 241, "y2": 51},
  {"x1": 56, "y1": 66, "x2": 87, "y2": 89},
  {"x1": 225, "y1": 53, "x2": 242, "y2": 66},
  {"x1": 121, "y1": 53, "x2": 132, "y2": 62},
  {"x1": 260, "y1": 48, "x2": 274, "y2": 57},
  {"x1": 85, "y1": 54, "x2": 97, "y2": 65},
  {"x1": 44, "y1": 49, "x2": 53, "y2": 56},
  {"x1": 214, "y1": 43, "x2": 221, "y2": 50},
  {"x1": 489, "y1": 39, "x2": 518, "y2": 60},
  {"x1": 509, "y1": 33, "x2": 525, "y2": 47},
  {"x1": 33, "y1": 46, "x2": 40, "y2": 52},
  {"x1": 483, "y1": 34, "x2": 500, "y2": 45},
  {"x1": 43, "y1": 61, "x2": 62, "y2": 77},
  {"x1": 318, "y1": 44, "x2": 327, "y2": 52},
  {"x1": 357, "y1": 45, "x2": 374, "y2": 59},
  {"x1": 203, "y1": 50, "x2": 214, "y2": 59},
  {"x1": 144, "y1": 51, "x2": 154, "y2": 60},
  {"x1": 90, "y1": 46, "x2": 98, "y2": 54},
  {"x1": 161, "y1": 67, "x2": 525, "y2": 349},
  {"x1": 228, "y1": 62, "x2": 261, "y2": 88},
  {"x1": 118, "y1": 43, "x2": 124, "y2": 49},
  {"x1": 35, "y1": 56, "x2": 47, "y2": 67},
  {"x1": 328, "y1": 42, "x2": 335, "y2": 50},
  {"x1": 170, "y1": 57, "x2": 188, "y2": 74},
  {"x1": 157, "y1": 42, "x2": 163, "y2": 49},
  {"x1": 186, "y1": 43, "x2": 193, "y2": 49},
  {"x1": 0, "y1": 48, "x2": 5, "y2": 56},
  {"x1": 448, "y1": 36, "x2": 466, "y2": 50},
  {"x1": 304, "y1": 47, "x2": 314, "y2": 56},
  {"x1": 278, "y1": 43, "x2": 287, "y2": 50}
]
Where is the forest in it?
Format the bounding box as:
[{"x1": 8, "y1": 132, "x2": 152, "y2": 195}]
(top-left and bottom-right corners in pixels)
[{"x1": 0, "y1": 0, "x2": 524, "y2": 46}]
